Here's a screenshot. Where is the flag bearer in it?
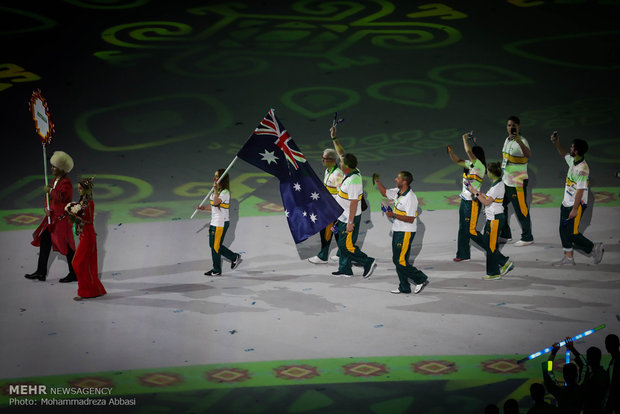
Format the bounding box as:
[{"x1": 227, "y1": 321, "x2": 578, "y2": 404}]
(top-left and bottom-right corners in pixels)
[{"x1": 197, "y1": 169, "x2": 242, "y2": 275}]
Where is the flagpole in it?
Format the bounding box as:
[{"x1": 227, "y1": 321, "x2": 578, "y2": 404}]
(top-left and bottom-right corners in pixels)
[
  {"x1": 42, "y1": 144, "x2": 51, "y2": 224},
  {"x1": 190, "y1": 156, "x2": 239, "y2": 219}
]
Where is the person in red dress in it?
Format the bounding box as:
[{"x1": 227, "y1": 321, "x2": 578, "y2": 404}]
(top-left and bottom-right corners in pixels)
[
  {"x1": 66, "y1": 177, "x2": 106, "y2": 301},
  {"x1": 26, "y1": 151, "x2": 77, "y2": 282}
]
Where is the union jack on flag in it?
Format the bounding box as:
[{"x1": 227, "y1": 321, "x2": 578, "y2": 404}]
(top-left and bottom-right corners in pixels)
[
  {"x1": 254, "y1": 109, "x2": 306, "y2": 170},
  {"x1": 237, "y1": 109, "x2": 343, "y2": 243}
]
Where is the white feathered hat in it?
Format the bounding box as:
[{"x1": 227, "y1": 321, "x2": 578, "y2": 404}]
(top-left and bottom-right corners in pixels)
[{"x1": 50, "y1": 151, "x2": 74, "y2": 173}]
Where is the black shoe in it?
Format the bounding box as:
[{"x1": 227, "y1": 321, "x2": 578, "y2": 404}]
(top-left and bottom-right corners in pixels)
[
  {"x1": 363, "y1": 258, "x2": 377, "y2": 279},
  {"x1": 25, "y1": 272, "x2": 46, "y2": 281},
  {"x1": 331, "y1": 270, "x2": 353, "y2": 277},
  {"x1": 59, "y1": 274, "x2": 77, "y2": 283},
  {"x1": 204, "y1": 270, "x2": 222, "y2": 276},
  {"x1": 231, "y1": 254, "x2": 243, "y2": 270}
]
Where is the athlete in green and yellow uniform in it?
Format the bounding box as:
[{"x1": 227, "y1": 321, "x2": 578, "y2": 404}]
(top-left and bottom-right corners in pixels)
[
  {"x1": 549, "y1": 134, "x2": 603, "y2": 266},
  {"x1": 375, "y1": 171, "x2": 429, "y2": 294},
  {"x1": 447, "y1": 133, "x2": 486, "y2": 262},
  {"x1": 308, "y1": 127, "x2": 344, "y2": 264},
  {"x1": 465, "y1": 163, "x2": 514, "y2": 280},
  {"x1": 197, "y1": 169, "x2": 242, "y2": 276},
  {"x1": 500, "y1": 116, "x2": 534, "y2": 246},
  {"x1": 330, "y1": 126, "x2": 376, "y2": 278}
]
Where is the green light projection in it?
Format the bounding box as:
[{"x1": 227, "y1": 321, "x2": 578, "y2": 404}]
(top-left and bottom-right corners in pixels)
[
  {"x1": 63, "y1": 0, "x2": 150, "y2": 9},
  {"x1": 0, "y1": 64, "x2": 40, "y2": 92},
  {"x1": 2, "y1": 174, "x2": 153, "y2": 208},
  {"x1": 74, "y1": 94, "x2": 232, "y2": 151},
  {"x1": 0, "y1": 6, "x2": 56, "y2": 35},
  {"x1": 281, "y1": 87, "x2": 361, "y2": 118},
  {"x1": 504, "y1": 31, "x2": 620, "y2": 70},
  {"x1": 98, "y1": 1, "x2": 463, "y2": 76},
  {"x1": 366, "y1": 80, "x2": 449, "y2": 109},
  {"x1": 427, "y1": 64, "x2": 534, "y2": 86}
]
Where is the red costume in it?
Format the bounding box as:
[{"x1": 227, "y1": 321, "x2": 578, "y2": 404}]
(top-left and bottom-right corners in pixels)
[
  {"x1": 31, "y1": 176, "x2": 76, "y2": 254},
  {"x1": 73, "y1": 200, "x2": 106, "y2": 298}
]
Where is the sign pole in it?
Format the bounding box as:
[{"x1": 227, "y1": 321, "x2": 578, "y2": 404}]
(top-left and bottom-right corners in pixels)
[
  {"x1": 42, "y1": 144, "x2": 51, "y2": 223},
  {"x1": 30, "y1": 90, "x2": 55, "y2": 224}
]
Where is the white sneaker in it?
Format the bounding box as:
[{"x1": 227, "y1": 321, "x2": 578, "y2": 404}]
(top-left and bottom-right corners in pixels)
[
  {"x1": 390, "y1": 289, "x2": 404, "y2": 294},
  {"x1": 552, "y1": 255, "x2": 575, "y2": 266},
  {"x1": 514, "y1": 240, "x2": 534, "y2": 247},
  {"x1": 330, "y1": 255, "x2": 339, "y2": 262},
  {"x1": 308, "y1": 256, "x2": 328, "y2": 264},
  {"x1": 414, "y1": 280, "x2": 429, "y2": 294},
  {"x1": 592, "y1": 243, "x2": 604, "y2": 264}
]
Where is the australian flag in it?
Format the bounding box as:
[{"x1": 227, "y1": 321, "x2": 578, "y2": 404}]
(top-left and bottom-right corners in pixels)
[{"x1": 237, "y1": 109, "x2": 343, "y2": 243}]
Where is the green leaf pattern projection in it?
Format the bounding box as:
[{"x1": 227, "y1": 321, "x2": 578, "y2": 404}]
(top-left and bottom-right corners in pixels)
[
  {"x1": 366, "y1": 80, "x2": 449, "y2": 109},
  {"x1": 64, "y1": 0, "x2": 150, "y2": 9},
  {"x1": 504, "y1": 31, "x2": 620, "y2": 70},
  {"x1": 98, "y1": 1, "x2": 463, "y2": 76},
  {"x1": 1, "y1": 0, "x2": 619, "y2": 215},
  {"x1": 281, "y1": 87, "x2": 361, "y2": 118},
  {"x1": 0, "y1": 63, "x2": 40, "y2": 91},
  {"x1": 0, "y1": 6, "x2": 56, "y2": 35},
  {"x1": 74, "y1": 94, "x2": 232, "y2": 151},
  {"x1": 427, "y1": 64, "x2": 534, "y2": 86}
]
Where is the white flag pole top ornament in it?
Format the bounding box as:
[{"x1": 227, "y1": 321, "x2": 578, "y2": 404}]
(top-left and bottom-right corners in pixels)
[{"x1": 29, "y1": 90, "x2": 55, "y2": 224}]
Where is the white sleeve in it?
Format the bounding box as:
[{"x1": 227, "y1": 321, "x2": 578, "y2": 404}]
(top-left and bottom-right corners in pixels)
[
  {"x1": 220, "y1": 190, "x2": 230, "y2": 204},
  {"x1": 385, "y1": 188, "x2": 399, "y2": 200},
  {"x1": 407, "y1": 194, "x2": 418, "y2": 217}
]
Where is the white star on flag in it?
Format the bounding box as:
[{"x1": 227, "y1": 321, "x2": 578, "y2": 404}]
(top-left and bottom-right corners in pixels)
[
  {"x1": 260, "y1": 150, "x2": 279, "y2": 165},
  {"x1": 310, "y1": 192, "x2": 320, "y2": 200},
  {"x1": 309, "y1": 213, "x2": 317, "y2": 223},
  {"x1": 293, "y1": 182, "x2": 301, "y2": 191},
  {"x1": 302, "y1": 211, "x2": 307, "y2": 217},
  {"x1": 285, "y1": 210, "x2": 289, "y2": 217}
]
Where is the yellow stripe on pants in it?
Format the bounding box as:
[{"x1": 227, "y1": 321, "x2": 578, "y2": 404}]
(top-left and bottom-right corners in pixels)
[
  {"x1": 573, "y1": 205, "x2": 582, "y2": 235},
  {"x1": 469, "y1": 201, "x2": 479, "y2": 236},
  {"x1": 489, "y1": 219, "x2": 499, "y2": 253},
  {"x1": 324, "y1": 222, "x2": 333, "y2": 242},
  {"x1": 213, "y1": 226, "x2": 224, "y2": 253},
  {"x1": 516, "y1": 187, "x2": 529, "y2": 217},
  {"x1": 399, "y1": 232, "x2": 411, "y2": 266},
  {"x1": 346, "y1": 231, "x2": 355, "y2": 253}
]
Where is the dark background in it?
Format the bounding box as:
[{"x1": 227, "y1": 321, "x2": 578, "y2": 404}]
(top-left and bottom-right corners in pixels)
[{"x1": 2, "y1": 0, "x2": 619, "y2": 210}]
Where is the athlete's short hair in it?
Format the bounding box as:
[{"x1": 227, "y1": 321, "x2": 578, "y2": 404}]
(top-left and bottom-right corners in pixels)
[
  {"x1": 342, "y1": 153, "x2": 358, "y2": 169},
  {"x1": 572, "y1": 139, "x2": 589, "y2": 156},
  {"x1": 399, "y1": 171, "x2": 413, "y2": 185},
  {"x1": 323, "y1": 148, "x2": 338, "y2": 161},
  {"x1": 507, "y1": 115, "x2": 520, "y2": 125}
]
